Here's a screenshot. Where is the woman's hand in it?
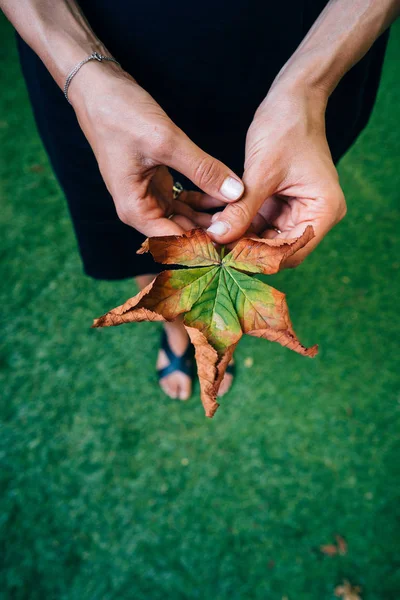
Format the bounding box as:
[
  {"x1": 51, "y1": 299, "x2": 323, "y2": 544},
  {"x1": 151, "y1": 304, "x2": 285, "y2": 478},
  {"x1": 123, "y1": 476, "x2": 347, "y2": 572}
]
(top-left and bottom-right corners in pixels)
[
  {"x1": 207, "y1": 82, "x2": 347, "y2": 267},
  {"x1": 69, "y1": 65, "x2": 244, "y2": 237},
  {"x1": 2, "y1": 0, "x2": 243, "y2": 237},
  {"x1": 207, "y1": 0, "x2": 400, "y2": 267}
]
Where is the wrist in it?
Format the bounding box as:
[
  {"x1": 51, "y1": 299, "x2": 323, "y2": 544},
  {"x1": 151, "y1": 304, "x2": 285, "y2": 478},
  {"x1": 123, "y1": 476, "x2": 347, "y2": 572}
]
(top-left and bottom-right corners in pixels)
[
  {"x1": 272, "y1": 50, "x2": 341, "y2": 102},
  {"x1": 67, "y1": 58, "x2": 128, "y2": 111},
  {"x1": 10, "y1": 1, "x2": 113, "y2": 89},
  {"x1": 40, "y1": 30, "x2": 108, "y2": 88},
  {"x1": 257, "y1": 71, "x2": 328, "y2": 135},
  {"x1": 271, "y1": 53, "x2": 332, "y2": 105}
]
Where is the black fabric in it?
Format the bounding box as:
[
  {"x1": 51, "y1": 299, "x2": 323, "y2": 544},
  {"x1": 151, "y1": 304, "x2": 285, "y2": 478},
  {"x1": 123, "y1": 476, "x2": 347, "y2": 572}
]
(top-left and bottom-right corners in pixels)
[{"x1": 17, "y1": 2, "x2": 389, "y2": 280}]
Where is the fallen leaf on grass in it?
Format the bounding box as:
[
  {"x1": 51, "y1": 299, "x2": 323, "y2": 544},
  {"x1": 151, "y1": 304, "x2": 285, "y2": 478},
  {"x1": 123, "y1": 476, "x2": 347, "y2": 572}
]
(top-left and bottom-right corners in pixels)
[
  {"x1": 335, "y1": 534, "x2": 348, "y2": 555},
  {"x1": 320, "y1": 535, "x2": 347, "y2": 556},
  {"x1": 93, "y1": 228, "x2": 317, "y2": 417},
  {"x1": 320, "y1": 544, "x2": 339, "y2": 556},
  {"x1": 334, "y1": 580, "x2": 362, "y2": 600}
]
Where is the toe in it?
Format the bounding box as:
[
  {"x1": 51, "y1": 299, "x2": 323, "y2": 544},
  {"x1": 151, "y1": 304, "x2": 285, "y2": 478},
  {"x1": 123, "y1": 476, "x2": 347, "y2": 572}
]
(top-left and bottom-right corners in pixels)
[
  {"x1": 177, "y1": 374, "x2": 192, "y2": 401},
  {"x1": 160, "y1": 375, "x2": 180, "y2": 399},
  {"x1": 160, "y1": 379, "x2": 174, "y2": 399},
  {"x1": 168, "y1": 379, "x2": 180, "y2": 399}
]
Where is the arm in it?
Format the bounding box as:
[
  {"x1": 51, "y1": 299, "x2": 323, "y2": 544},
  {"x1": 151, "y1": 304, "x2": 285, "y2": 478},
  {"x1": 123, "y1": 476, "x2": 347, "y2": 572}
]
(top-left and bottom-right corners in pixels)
[
  {"x1": 2, "y1": 0, "x2": 244, "y2": 237},
  {"x1": 279, "y1": 0, "x2": 399, "y2": 96},
  {"x1": 207, "y1": 0, "x2": 400, "y2": 265},
  {"x1": 1, "y1": 0, "x2": 110, "y2": 90}
]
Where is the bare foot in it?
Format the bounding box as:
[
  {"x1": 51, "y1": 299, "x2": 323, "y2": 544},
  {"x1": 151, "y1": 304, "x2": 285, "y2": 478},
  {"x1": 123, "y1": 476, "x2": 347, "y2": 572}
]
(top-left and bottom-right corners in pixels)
[
  {"x1": 136, "y1": 275, "x2": 234, "y2": 401},
  {"x1": 137, "y1": 275, "x2": 192, "y2": 400}
]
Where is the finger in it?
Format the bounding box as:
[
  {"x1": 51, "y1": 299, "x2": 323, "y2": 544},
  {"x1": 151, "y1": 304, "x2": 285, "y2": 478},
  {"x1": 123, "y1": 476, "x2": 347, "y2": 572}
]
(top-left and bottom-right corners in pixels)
[
  {"x1": 181, "y1": 191, "x2": 226, "y2": 210},
  {"x1": 206, "y1": 171, "x2": 278, "y2": 243},
  {"x1": 255, "y1": 194, "x2": 286, "y2": 231},
  {"x1": 250, "y1": 197, "x2": 285, "y2": 235},
  {"x1": 134, "y1": 207, "x2": 210, "y2": 239},
  {"x1": 209, "y1": 211, "x2": 256, "y2": 251},
  {"x1": 136, "y1": 216, "x2": 186, "y2": 238},
  {"x1": 173, "y1": 199, "x2": 213, "y2": 228},
  {"x1": 187, "y1": 211, "x2": 212, "y2": 229},
  {"x1": 170, "y1": 213, "x2": 212, "y2": 231},
  {"x1": 112, "y1": 166, "x2": 187, "y2": 237},
  {"x1": 165, "y1": 131, "x2": 244, "y2": 203},
  {"x1": 261, "y1": 218, "x2": 330, "y2": 269},
  {"x1": 170, "y1": 214, "x2": 199, "y2": 231},
  {"x1": 115, "y1": 190, "x2": 186, "y2": 237}
]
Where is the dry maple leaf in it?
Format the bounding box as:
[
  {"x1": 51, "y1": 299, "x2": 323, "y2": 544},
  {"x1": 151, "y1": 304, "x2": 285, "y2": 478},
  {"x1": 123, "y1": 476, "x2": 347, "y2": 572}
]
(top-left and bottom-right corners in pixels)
[
  {"x1": 334, "y1": 580, "x2": 362, "y2": 600},
  {"x1": 93, "y1": 227, "x2": 318, "y2": 417},
  {"x1": 320, "y1": 534, "x2": 348, "y2": 556},
  {"x1": 320, "y1": 544, "x2": 339, "y2": 556},
  {"x1": 335, "y1": 534, "x2": 348, "y2": 555}
]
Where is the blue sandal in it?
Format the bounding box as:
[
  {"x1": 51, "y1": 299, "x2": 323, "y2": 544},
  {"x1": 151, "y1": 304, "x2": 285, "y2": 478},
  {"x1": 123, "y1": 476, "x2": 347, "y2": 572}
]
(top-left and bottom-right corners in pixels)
[{"x1": 157, "y1": 330, "x2": 195, "y2": 382}]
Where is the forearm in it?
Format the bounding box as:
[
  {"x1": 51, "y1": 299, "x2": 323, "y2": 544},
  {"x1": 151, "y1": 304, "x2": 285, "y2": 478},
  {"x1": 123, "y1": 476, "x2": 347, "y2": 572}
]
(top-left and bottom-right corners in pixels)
[
  {"x1": 274, "y1": 0, "x2": 399, "y2": 98},
  {"x1": 1, "y1": 0, "x2": 117, "y2": 90}
]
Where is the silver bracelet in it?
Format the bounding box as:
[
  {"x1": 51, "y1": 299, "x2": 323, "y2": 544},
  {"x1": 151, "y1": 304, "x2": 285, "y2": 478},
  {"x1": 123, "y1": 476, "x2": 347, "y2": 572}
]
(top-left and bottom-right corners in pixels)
[{"x1": 64, "y1": 51, "x2": 120, "y2": 104}]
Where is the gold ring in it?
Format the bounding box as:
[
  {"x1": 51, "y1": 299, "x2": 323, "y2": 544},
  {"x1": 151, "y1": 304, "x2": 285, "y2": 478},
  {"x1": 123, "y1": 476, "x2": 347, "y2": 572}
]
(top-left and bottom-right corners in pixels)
[{"x1": 172, "y1": 181, "x2": 184, "y2": 200}]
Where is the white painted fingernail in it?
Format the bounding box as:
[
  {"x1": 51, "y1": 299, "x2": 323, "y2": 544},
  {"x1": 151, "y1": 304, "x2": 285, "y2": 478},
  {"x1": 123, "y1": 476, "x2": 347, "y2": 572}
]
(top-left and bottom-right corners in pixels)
[
  {"x1": 207, "y1": 220, "x2": 231, "y2": 236},
  {"x1": 220, "y1": 177, "x2": 244, "y2": 200}
]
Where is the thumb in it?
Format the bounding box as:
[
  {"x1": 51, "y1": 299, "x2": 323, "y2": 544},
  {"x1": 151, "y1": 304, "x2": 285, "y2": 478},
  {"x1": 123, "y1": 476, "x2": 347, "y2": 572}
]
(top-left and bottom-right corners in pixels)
[
  {"x1": 206, "y1": 168, "x2": 278, "y2": 243},
  {"x1": 166, "y1": 130, "x2": 244, "y2": 203}
]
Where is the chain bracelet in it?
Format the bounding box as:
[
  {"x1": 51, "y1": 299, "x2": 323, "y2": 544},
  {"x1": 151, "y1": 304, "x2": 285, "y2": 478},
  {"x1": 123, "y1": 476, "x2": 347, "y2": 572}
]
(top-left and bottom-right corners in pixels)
[{"x1": 64, "y1": 51, "x2": 120, "y2": 104}]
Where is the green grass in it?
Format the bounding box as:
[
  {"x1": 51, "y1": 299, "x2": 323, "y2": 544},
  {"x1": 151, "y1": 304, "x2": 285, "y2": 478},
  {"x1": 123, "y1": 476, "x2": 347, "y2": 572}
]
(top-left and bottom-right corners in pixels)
[{"x1": 1, "y1": 16, "x2": 399, "y2": 600}]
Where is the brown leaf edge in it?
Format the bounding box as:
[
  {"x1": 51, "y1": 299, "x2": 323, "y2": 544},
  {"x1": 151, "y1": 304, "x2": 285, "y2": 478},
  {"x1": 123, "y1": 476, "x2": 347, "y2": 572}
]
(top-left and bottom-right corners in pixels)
[
  {"x1": 93, "y1": 231, "x2": 317, "y2": 412},
  {"x1": 246, "y1": 287, "x2": 318, "y2": 358},
  {"x1": 185, "y1": 326, "x2": 237, "y2": 418},
  {"x1": 247, "y1": 328, "x2": 318, "y2": 358},
  {"x1": 137, "y1": 228, "x2": 220, "y2": 266},
  {"x1": 225, "y1": 225, "x2": 315, "y2": 275},
  {"x1": 92, "y1": 283, "x2": 236, "y2": 418},
  {"x1": 92, "y1": 279, "x2": 166, "y2": 328}
]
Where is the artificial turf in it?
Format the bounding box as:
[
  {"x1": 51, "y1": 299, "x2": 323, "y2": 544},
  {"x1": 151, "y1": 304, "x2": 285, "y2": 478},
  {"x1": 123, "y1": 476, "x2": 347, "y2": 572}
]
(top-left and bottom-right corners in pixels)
[{"x1": 0, "y1": 14, "x2": 399, "y2": 600}]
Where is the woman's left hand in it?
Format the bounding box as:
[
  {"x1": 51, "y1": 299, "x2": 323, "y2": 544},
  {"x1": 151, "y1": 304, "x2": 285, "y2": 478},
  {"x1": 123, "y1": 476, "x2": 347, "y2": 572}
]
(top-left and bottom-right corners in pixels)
[
  {"x1": 207, "y1": 82, "x2": 347, "y2": 268},
  {"x1": 142, "y1": 166, "x2": 216, "y2": 233}
]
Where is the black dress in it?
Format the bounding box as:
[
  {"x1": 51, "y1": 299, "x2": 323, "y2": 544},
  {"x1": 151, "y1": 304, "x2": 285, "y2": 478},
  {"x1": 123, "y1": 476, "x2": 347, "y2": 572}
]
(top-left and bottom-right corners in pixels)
[{"x1": 17, "y1": 1, "x2": 389, "y2": 279}]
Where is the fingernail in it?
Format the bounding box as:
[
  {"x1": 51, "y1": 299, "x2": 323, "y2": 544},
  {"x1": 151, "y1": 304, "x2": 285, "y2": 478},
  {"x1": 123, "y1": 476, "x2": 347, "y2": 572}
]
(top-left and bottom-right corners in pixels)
[
  {"x1": 220, "y1": 176, "x2": 244, "y2": 200},
  {"x1": 207, "y1": 220, "x2": 231, "y2": 236}
]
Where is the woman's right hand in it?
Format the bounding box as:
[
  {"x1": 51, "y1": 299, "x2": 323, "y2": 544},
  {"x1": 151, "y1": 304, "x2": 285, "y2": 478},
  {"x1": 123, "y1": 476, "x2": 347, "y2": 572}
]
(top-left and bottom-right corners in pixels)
[{"x1": 69, "y1": 64, "x2": 244, "y2": 237}]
